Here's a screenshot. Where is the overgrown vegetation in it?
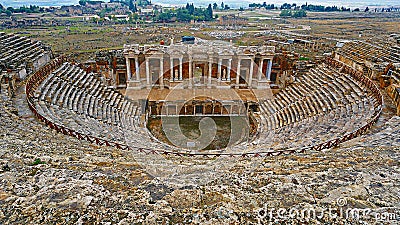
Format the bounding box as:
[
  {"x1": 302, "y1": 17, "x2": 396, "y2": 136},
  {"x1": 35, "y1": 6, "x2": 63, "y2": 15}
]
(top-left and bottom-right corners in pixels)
[
  {"x1": 249, "y1": 3, "x2": 276, "y2": 9},
  {"x1": 0, "y1": 4, "x2": 46, "y2": 16},
  {"x1": 30, "y1": 158, "x2": 46, "y2": 166},
  {"x1": 155, "y1": 3, "x2": 214, "y2": 23},
  {"x1": 248, "y1": 2, "x2": 353, "y2": 12},
  {"x1": 301, "y1": 4, "x2": 350, "y2": 12},
  {"x1": 280, "y1": 10, "x2": 307, "y2": 18}
]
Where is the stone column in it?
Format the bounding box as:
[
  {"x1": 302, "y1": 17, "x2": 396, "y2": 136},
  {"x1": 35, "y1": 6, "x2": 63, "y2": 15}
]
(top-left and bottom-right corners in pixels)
[
  {"x1": 267, "y1": 59, "x2": 272, "y2": 81},
  {"x1": 248, "y1": 59, "x2": 254, "y2": 88},
  {"x1": 208, "y1": 60, "x2": 212, "y2": 88},
  {"x1": 188, "y1": 57, "x2": 192, "y2": 88},
  {"x1": 179, "y1": 57, "x2": 183, "y2": 80},
  {"x1": 135, "y1": 58, "x2": 140, "y2": 81},
  {"x1": 159, "y1": 57, "x2": 164, "y2": 89},
  {"x1": 170, "y1": 57, "x2": 174, "y2": 81},
  {"x1": 145, "y1": 58, "x2": 150, "y2": 88},
  {"x1": 258, "y1": 58, "x2": 264, "y2": 80},
  {"x1": 217, "y1": 58, "x2": 222, "y2": 81},
  {"x1": 126, "y1": 57, "x2": 131, "y2": 81},
  {"x1": 227, "y1": 58, "x2": 232, "y2": 80},
  {"x1": 236, "y1": 58, "x2": 241, "y2": 86}
]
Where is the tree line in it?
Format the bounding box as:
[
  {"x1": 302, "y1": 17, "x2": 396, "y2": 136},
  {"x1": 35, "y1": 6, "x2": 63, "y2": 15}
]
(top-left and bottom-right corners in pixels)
[
  {"x1": 249, "y1": 2, "x2": 351, "y2": 12},
  {"x1": 249, "y1": 2, "x2": 400, "y2": 12},
  {"x1": 154, "y1": 3, "x2": 214, "y2": 22},
  {"x1": 248, "y1": 3, "x2": 275, "y2": 9},
  {"x1": 279, "y1": 9, "x2": 307, "y2": 18},
  {"x1": 0, "y1": 4, "x2": 46, "y2": 16}
]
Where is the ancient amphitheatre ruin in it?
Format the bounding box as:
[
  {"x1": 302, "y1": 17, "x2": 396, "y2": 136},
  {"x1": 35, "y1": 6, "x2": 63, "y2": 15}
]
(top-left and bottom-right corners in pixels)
[
  {"x1": 0, "y1": 10, "x2": 399, "y2": 223},
  {"x1": 22, "y1": 36, "x2": 383, "y2": 157}
]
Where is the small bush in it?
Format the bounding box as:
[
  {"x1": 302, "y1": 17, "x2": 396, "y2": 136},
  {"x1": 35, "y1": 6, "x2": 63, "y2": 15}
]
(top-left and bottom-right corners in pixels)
[{"x1": 30, "y1": 158, "x2": 46, "y2": 166}]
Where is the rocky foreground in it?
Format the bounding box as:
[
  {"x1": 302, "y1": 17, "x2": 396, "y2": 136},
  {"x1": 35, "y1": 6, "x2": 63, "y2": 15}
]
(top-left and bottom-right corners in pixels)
[{"x1": 0, "y1": 85, "x2": 399, "y2": 224}]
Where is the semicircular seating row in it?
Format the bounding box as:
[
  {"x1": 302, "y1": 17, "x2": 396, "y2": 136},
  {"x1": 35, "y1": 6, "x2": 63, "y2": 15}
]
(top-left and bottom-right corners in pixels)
[
  {"x1": 33, "y1": 62, "x2": 172, "y2": 151},
  {"x1": 33, "y1": 61, "x2": 380, "y2": 153},
  {"x1": 0, "y1": 32, "x2": 47, "y2": 68},
  {"x1": 337, "y1": 41, "x2": 400, "y2": 64},
  {"x1": 253, "y1": 62, "x2": 380, "y2": 151}
]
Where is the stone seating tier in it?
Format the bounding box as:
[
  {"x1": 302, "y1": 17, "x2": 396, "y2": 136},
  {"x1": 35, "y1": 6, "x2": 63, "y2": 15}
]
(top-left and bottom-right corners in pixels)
[{"x1": 33, "y1": 60, "x2": 381, "y2": 153}]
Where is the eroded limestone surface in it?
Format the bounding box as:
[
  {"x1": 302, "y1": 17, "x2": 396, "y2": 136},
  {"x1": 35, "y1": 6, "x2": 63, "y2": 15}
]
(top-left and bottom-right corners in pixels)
[{"x1": 0, "y1": 87, "x2": 399, "y2": 224}]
